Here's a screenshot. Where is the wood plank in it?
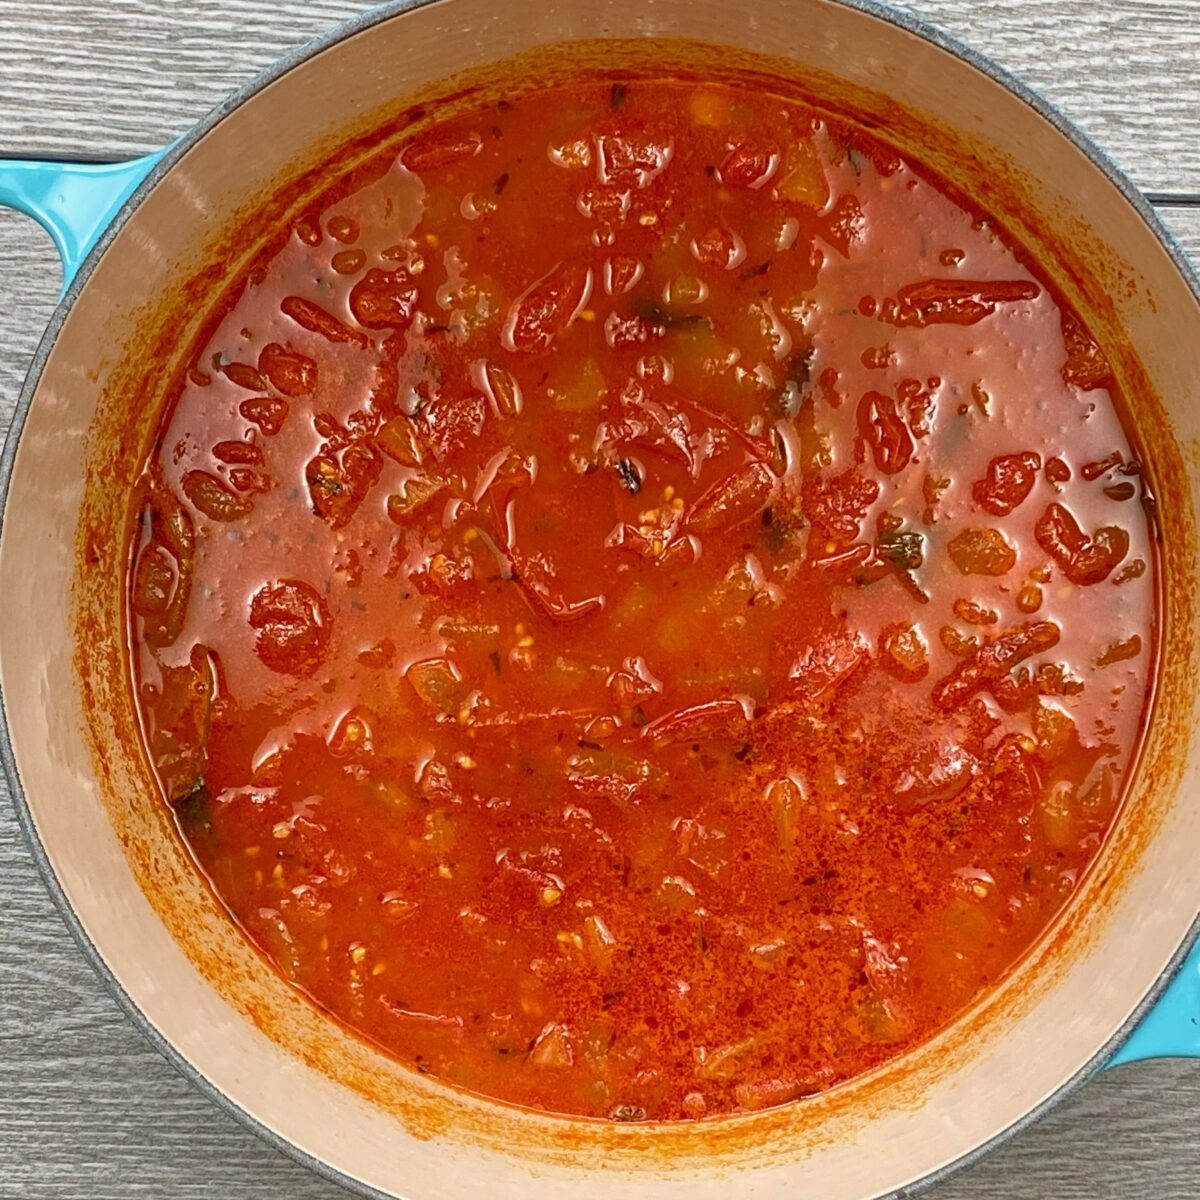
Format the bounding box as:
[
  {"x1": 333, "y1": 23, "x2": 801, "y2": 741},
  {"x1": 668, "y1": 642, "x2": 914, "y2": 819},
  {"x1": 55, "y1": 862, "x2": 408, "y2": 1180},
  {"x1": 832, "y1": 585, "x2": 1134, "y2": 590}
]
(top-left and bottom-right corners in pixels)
[
  {"x1": 0, "y1": 1, "x2": 1198, "y2": 192},
  {"x1": 1159, "y1": 204, "x2": 1200, "y2": 257}
]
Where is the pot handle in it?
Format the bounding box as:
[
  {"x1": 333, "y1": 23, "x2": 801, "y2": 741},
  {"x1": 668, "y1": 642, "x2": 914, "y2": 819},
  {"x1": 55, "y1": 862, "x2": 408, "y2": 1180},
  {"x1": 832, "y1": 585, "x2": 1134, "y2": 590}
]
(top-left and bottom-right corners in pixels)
[
  {"x1": 0, "y1": 151, "x2": 166, "y2": 294},
  {"x1": 1108, "y1": 936, "x2": 1200, "y2": 1066}
]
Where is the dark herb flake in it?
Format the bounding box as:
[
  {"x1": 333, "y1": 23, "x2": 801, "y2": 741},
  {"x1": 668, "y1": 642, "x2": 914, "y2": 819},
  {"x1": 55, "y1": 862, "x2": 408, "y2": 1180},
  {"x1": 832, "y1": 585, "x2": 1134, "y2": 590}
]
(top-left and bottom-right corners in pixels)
[
  {"x1": 616, "y1": 458, "x2": 643, "y2": 494},
  {"x1": 738, "y1": 260, "x2": 772, "y2": 282},
  {"x1": 633, "y1": 295, "x2": 706, "y2": 330},
  {"x1": 877, "y1": 530, "x2": 925, "y2": 572}
]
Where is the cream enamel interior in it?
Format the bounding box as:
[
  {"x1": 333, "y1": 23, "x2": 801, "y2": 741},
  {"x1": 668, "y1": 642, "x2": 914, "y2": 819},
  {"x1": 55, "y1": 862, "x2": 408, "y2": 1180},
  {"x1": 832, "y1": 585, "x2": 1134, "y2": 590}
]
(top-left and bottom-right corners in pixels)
[{"x1": 2, "y1": 2, "x2": 1199, "y2": 1198}]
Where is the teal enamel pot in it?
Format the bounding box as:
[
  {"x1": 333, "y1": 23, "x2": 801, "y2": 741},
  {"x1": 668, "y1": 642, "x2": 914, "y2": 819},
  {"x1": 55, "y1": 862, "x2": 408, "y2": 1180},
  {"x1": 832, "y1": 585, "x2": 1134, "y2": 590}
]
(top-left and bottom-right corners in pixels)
[{"x1": 0, "y1": 2, "x2": 1197, "y2": 1197}]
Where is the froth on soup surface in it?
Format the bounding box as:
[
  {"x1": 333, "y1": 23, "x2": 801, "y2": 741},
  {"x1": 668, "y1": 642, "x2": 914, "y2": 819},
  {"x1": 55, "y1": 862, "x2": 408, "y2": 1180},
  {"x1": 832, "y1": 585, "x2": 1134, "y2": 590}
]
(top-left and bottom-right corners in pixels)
[{"x1": 128, "y1": 74, "x2": 1156, "y2": 1121}]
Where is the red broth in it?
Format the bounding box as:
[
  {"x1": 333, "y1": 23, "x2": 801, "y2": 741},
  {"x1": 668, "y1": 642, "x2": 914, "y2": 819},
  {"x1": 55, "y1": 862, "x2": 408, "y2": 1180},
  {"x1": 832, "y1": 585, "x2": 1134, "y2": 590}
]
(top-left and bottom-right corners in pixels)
[{"x1": 128, "y1": 77, "x2": 1156, "y2": 1121}]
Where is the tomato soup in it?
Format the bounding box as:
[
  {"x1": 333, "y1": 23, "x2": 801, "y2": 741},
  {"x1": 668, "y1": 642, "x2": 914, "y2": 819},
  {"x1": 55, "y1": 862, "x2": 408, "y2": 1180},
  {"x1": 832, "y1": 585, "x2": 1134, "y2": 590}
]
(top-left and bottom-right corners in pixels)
[{"x1": 128, "y1": 76, "x2": 1156, "y2": 1121}]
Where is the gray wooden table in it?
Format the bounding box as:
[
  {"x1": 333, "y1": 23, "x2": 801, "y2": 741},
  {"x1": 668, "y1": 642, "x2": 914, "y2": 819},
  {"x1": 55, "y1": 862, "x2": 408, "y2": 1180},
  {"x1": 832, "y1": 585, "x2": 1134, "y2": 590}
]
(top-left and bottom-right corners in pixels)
[{"x1": 1, "y1": 2, "x2": 1198, "y2": 1196}]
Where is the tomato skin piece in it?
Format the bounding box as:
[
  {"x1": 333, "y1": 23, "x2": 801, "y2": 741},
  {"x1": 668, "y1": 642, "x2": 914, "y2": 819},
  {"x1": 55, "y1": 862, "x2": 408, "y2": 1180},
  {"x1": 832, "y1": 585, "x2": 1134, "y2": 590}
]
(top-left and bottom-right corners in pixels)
[
  {"x1": 1034, "y1": 502, "x2": 1130, "y2": 585},
  {"x1": 238, "y1": 396, "x2": 289, "y2": 436},
  {"x1": 376, "y1": 415, "x2": 426, "y2": 468},
  {"x1": 879, "y1": 622, "x2": 929, "y2": 683},
  {"x1": 280, "y1": 296, "x2": 370, "y2": 347},
  {"x1": 972, "y1": 452, "x2": 1041, "y2": 516},
  {"x1": 508, "y1": 548, "x2": 605, "y2": 623},
  {"x1": 181, "y1": 470, "x2": 253, "y2": 523},
  {"x1": 687, "y1": 462, "x2": 775, "y2": 533},
  {"x1": 517, "y1": 580, "x2": 605, "y2": 623},
  {"x1": 349, "y1": 268, "x2": 420, "y2": 330},
  {"x1": 1061, "y1": 310, "x2": 1113, "y2": 389},
  {"x1": 932, "y1": 622, "x2": 1061, "y2": 712},
  {"x1": 401, "y1": 130, "x2": 483, "y2": 173},
  {"x1": 132, "y1": 545, "x2": 175, "y2": 615},
  {"x1": 718, "y1": 138, "x2": 779, "y2": 189},
  {"x1": 608, "y1": 656, "x2": 662, "y2": 708},
  {"x1": 248, "y1": 579, "x2": 331, "y2": 677},
  {"x1": 212, "y1": 440, "x2": 263, "y2": 466},
  {"x1": 947, "y1": 527, "x2": 1016, "y2": 577},
  {"x1": 789, "y1": 629, "x2": 869, "y2": 703},
  {"x1": 690, "y1": 226, "x2": 745, "y2": 271},
  {"x1": 222, "y1": 361, "x2": 267, "y2": 391},
  {"x1": 884, "y1": 278, "x2": 1040, "y2": 327},
  {"x1": 642, "y1": 698, "x2": 753, "y2": 746},
  {"x1": 990, "y1": 734, "x2": 1040, "y2": 813},
  {"x1": 857, "y1": 391, "x2": 914, "y2": 475},
  {"x1": 889, "y1": 736, "x2": 977, "y2": 811},
  {"x1": 503, "y1": 263, "x2": 593, "y2": 353},
  {"x1": 803, "y1": 469, "x2": 880, "y2": 545},
  {"x1": 306, "y1": 443, "x2": 383, "y2": 528},
  {"x1": 596, "y1": 129, "x2": 673, "y2": 188}
]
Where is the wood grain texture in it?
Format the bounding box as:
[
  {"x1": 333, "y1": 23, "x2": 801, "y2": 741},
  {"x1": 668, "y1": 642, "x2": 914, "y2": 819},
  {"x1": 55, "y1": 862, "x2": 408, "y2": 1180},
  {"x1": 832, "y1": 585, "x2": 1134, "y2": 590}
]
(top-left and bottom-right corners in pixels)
[
  {"x1": 0, "y1": 0, "x2": 1199, "y2": 189},
  {"x1": 1, "y1": 2, "x2": 1199, "y2": 1197}
]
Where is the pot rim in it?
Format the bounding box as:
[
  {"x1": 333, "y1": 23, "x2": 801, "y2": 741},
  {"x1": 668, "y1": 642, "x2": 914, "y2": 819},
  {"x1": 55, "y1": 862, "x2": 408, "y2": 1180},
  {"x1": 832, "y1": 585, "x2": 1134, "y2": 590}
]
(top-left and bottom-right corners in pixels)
[{"x1": 1, "y1": 2, "x2": 1198, "y2": 1197}]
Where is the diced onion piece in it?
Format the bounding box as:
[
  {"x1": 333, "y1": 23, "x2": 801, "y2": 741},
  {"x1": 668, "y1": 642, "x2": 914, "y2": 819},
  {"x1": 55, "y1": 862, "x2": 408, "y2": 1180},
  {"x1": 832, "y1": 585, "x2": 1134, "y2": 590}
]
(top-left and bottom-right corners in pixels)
[
  {"x1": 689, "y1": 89, "x2": 731, "y2": 127},
  {"x1": 1032, "y1": 699, "x2": 1076, "y2": 760},
  {"x1": 664, "y1": 275, "x2": 708, "y2": 306},
  {"x1": 387, "y1": 474, "x2": 444, "y2": 521},
  {"x1": 372, "y1": 778, "x2": 416, "y2": 815},
  {"x1": 328, "y1": 708, "x2": 374, "y2": 757},
  {"x1": 256, "y1": 909, "x2": 302, "y2": 978},
  {"x1": 777, "y1": 141, "x2": 829, "y2": 210},
  {"x1": 530, "y1": 1022, "x2": 575, "y2": 1069},
  {"x1": 423, "y1": 808, "x2": 458, "y2": 855},
  {"x1": 642, "y1": 697, "x2": 752, "y2": 746},
  {"x1": 1040, "y1": 779, "x2": 1075, "y2": 850},
  {"x1": 767, "y1": 777, "x2": 803, "y2": 848},
  {"x1": 879, "y1": 622, "x2": 929, "y2": 682},
  {"x1": 734, "y1": 1075, "x2": 815, "y2": 1111},
  {"x1": 406, "y1": 657, "x2": 467, "y2": 713},
  {"x1": 942, "y1": 896, "x2": 990, "y2": 944},
  {"x1": 854, "y1": 986, "x2": 905, "y2": 1044},
  {"x1": 697, "y1": 1036, "x2": 757, "y2": 1080},
  {"x1": 480, "y1": 361, "x2": 523, "y2": 417},
  {"x1": 687, "y1": 462, "x2": 775, "y2": 534},
  {"x1": 583, "y1": 915, "x2": 618, "y2": 970},
  {"x1": 376, "y1": 416, "x2": 425, "y2": 467},
  {"x1": 948, "y1": 528, "x2": 1016, "y2": 576},
  {"x1": 553, "y1": 358, "x2": 607, "y2": 412}
]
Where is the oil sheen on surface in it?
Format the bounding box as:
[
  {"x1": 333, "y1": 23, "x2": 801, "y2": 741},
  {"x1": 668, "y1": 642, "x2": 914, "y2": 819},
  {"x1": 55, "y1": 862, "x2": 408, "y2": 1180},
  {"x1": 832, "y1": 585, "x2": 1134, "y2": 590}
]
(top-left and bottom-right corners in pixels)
[{"x1": 128, "y1": 77, "x2": 1156, "y2": 1121}]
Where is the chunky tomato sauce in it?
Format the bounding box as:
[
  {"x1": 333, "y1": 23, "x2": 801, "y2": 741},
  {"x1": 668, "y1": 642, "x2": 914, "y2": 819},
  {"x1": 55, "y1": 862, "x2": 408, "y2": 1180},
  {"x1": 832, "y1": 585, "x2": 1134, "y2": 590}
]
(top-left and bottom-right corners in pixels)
[{"x1": 129, "y1": 77, "x2": 1156, "y2": 1121}]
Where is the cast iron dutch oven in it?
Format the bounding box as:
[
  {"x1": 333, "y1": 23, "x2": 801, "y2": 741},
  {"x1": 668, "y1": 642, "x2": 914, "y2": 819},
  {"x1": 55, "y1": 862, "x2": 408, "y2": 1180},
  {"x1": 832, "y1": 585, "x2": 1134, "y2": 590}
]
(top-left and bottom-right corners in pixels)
[{"x1": 1, "y1": 2, "x2": 1198, "y2": 1197}]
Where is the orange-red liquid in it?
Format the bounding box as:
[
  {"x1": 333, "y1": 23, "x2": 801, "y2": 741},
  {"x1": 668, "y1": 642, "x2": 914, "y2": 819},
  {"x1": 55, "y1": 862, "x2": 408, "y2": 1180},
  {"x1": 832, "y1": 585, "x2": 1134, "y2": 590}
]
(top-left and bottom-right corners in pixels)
[{"x1": 130, "y1": 78, "x2": 1155, "y2": 1120}]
